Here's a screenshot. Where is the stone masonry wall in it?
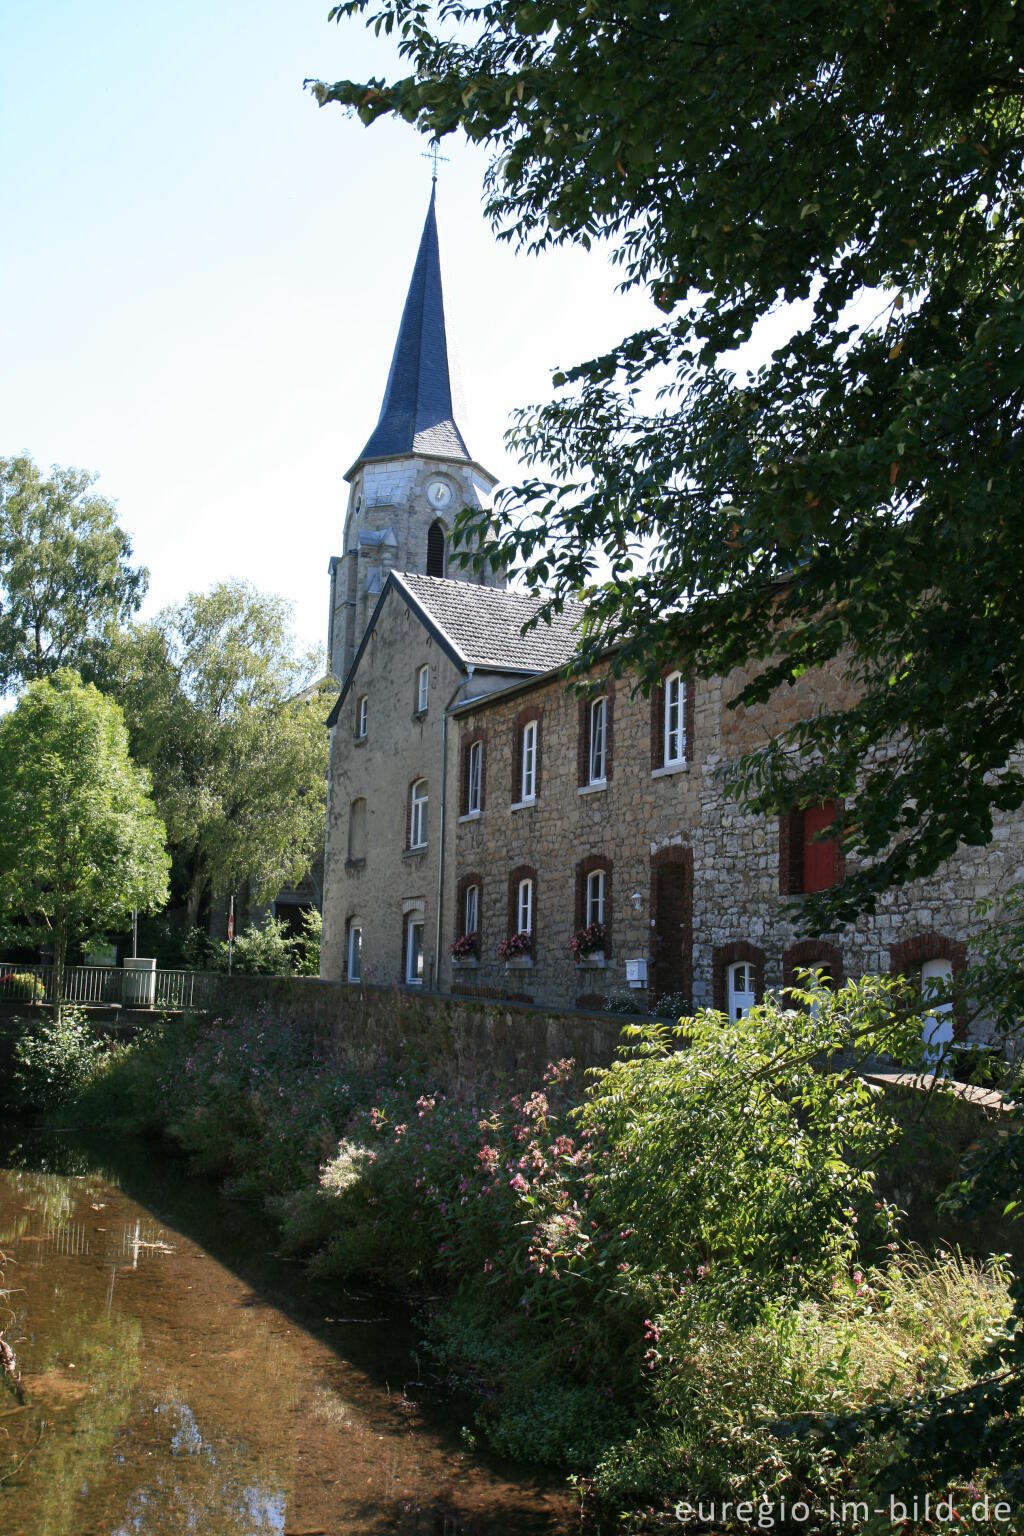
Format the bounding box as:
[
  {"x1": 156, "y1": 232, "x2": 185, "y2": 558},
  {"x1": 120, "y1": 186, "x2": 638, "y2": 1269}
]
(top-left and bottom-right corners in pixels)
[
  {"x1": 206, "y1": 974, "x2": 622, "y2": 1093},
  {"x1": 451, "y1": 661, "x2": 1024, "y2": 1025}
]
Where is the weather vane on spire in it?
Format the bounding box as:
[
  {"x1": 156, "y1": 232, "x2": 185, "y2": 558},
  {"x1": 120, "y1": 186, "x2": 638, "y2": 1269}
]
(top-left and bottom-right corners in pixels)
[{"x1": 422, "y1": 140, "x2": 449, "y2": 183}]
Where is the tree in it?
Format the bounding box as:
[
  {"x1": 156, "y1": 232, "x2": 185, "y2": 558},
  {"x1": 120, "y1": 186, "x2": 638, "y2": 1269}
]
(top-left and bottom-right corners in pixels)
[
  {"x1": 0, "y1": 671, "x2": 169, "y2": 1007},
  {"x1": 0, "y1": 456, "x2": 148, "y2": 694},
  {"x1": 94, "y1": 582, "x2": 332, "y2": 927},
  {"x1": 312, "y1": 0, "x2": 1024, "y2": 928}
]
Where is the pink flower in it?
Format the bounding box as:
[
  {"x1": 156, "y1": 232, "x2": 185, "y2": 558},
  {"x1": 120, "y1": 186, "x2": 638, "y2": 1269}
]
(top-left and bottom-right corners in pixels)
[{"x1": 509, "y1": 1173, "x2": 529, "y2": 1195}]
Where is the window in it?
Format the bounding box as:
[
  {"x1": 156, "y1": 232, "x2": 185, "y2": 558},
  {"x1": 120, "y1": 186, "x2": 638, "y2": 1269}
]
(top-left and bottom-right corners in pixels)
[
  {"x1": 586, "y1": 868, "x2": 606, "y2": 927},
  {"x1": 589, "y1": 697, "x2": 606, "y2": 784},
  {"x1": 521, "y1": 720, "x2": 537, "y2": 802},
  {"x1": 348, "y1": 798, "x2": 367, "y2": 863},
  {"x1": 921, "y1": 957, "x2": 954, "y2": 1059},
  {"x1": 517, "y1": 877, "x2": 534, "y2": 935},
  {"x1": 664, "y1": 671, "x2": 686, "y2": 765},
  {"x1": 467, "y1": 740, "x2": 482, "y2": 815},
  {"x1": 416, "y1": 665, "x2": 429, "y2": 714},
  {"x1": 406, "y1": 915, "x2": 424, "y2": 985},
  {"x1": 464, "y1": 882, "x2": 479, "y2": 936},
  {"x1": 410, "y1": 780, "x2": 428, "y2": 849},
  {"x1": 356, "y1": 694, "x2": 367, "y2": 739},
  {"x1": 727, "y1": 961, "x2": 757, "y2": 1021},
  {"x1": 426, "y1": 519, "x2": 446, "y2": 577},
  {"x1": 347, "y1": 921, "x2": 362, "y2": 982}
]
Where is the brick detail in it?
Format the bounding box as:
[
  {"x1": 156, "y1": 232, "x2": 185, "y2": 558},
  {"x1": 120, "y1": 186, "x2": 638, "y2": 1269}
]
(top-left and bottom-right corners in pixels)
[
  {"x1": 574, "y1": 854, "x2": 613, "y2": 955},
  {"x1": 779, "y1": 810, "x2": 804, "y2": 895},
  {"x1": 508, "y1": 863, "x2": 538, "y2": 942},
  {"x1": 684, "y1": 676, "x2": 695, "y2": 763},
  {"x1": 512, "y1": 706, "x2": 542, "y2": 803},
  {"x1": 782, "y1": 939, "x2": 843, "y2": 992},
  {"x1": 605, "y1": 684, "x2": 615, "y2": 782},
  {"x1": 460, "y1": 729, "x2": 487, "y2": 816},
  {"x1": 650, "y1": 680, "x2": 665, "y2": 770},
  {"x1": 712, "y1": 941, "x2": 766, "y2": 1011},
  {"x1": 456, "y1": 871, "x2": 484, "y2": 939},
  {"x1": 575, "y1": 992, "x2": 607, "y2": 1011},
  {"x1": 649, "y1": 846, "x2": 693, "y2": 1007}
]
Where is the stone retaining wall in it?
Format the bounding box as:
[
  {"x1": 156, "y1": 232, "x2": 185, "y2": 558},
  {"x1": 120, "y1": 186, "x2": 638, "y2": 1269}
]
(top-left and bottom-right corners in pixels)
[{"x1": 204, "y1": 975, "x2": 624, "y2": 1092}]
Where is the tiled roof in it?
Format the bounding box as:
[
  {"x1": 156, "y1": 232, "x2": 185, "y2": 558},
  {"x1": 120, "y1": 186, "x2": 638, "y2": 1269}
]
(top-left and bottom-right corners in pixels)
[
  {"x1": 395, "y1": 572, "x2": 586, "y2": 671},
  {"x1": 352, "y1": 186, "x2": 473, "y2": 472}
]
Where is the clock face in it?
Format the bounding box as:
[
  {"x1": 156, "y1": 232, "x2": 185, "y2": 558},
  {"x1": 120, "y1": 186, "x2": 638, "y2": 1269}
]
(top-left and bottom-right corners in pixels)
[{"x1": 427, "y1": 478, "x2": 453, "y2": 509}]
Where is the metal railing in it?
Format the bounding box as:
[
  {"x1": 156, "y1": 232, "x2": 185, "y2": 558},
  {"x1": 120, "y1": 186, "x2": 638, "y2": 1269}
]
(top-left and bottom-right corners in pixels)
[{"x1": 0, "y1": 964, "x2": 218, "y2": 1011}]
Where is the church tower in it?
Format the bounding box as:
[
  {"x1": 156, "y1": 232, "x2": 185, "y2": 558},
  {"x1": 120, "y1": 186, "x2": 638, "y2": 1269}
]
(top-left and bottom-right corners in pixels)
[{"x1": 327, "y1": 184, "x2": 503, "y2": 682}]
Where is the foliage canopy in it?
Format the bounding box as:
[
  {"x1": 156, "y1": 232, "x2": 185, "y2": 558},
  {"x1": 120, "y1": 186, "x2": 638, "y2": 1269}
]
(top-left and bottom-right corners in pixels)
[
  {"x1": 0, "y1": 456, "x2": 147, "y2": 694},
  {"x1": 0, "y1": 671, "x2": 169, "y2": 991},
  {"x1": 313, "y1": 0, "x2": 1024, "y2": 925},
  {"x1": 93, "y1": 581, "x2": 332, "y2": 925}
]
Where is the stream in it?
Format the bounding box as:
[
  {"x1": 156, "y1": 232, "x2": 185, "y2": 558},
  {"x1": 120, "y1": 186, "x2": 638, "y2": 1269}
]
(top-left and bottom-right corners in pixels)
[{"x1": 0, "y1": 1131, "x2": 575, "y2": 1535}]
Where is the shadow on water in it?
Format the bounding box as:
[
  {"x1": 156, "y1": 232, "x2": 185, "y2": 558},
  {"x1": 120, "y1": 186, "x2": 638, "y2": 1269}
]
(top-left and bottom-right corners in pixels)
[{"x1": 0, "y1": 1126, "x2": 579, "y2": 1536}]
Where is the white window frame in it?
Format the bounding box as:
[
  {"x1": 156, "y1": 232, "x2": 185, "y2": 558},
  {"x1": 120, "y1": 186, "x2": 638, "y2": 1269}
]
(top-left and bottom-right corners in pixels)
[
  {"x1": 416, "y1": 665, "x2": 429, "y2": 714},
  {"x1": 727, "y1": 960, "x2": 756, "y2": 1021},
  {"x1": 464, "y1": 882, "x2": 479, "y2": 936},
  {"x1": 664, "y1": 672, "x2": 686, "y2": 766},
  {"x1": 521, "y1": 720, "x2": 537, "y2": 803},
  {"x1": 467, "y1": 740, "x2": 482, "y2": 815},
  {"x1": 356, "y1": 694, "x2": 368, "y2": 739},
  {"x1": 347, "y1": 921, "x2": 362, "y2": 982},
  {"x1": 410, "y1": 779, "x2": 428, "y2": 849},
  {"x1": 517, "y1": 877, "x2": 533, "y2": 935},
  {"x1": 589, "y1": 697, "x2": 607, "y2": 785},
  {"x1": 586, "y1": 869, "x2": 606, "y2": 928},
  {"x1": 405, "y1": 915, "x2": 424, "y2": 985}
]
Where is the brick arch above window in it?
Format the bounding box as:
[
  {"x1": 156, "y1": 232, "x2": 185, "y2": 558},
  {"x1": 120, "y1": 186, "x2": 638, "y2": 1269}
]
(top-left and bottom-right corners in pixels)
[
  {"x1": 574, "y1": 853, "x2": 613, "y2": 954},
  {"x1": 512, "y1": 706, "x2": 543, "y2": 803},
  {"x1": 712, "y1": 941, "x2": 766, "y2": 1011},
  {"x1": 577, "y1": 682, "x2": 615, "y2": 786},
  {"x1": 782, "y1": 939, "x2": 843, "y2": 992},
  {"x1": 460, "y1": 728, "x2": 487, "y2": 815},
  {"x1": 889, "y1": 932, "x2": 967, "y2": 976}
]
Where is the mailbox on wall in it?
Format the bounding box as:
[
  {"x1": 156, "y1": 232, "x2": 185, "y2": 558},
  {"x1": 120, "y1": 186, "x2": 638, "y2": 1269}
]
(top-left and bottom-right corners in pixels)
[{"x1": 625, "y1": 957, "x2": 648, "y2": 989}]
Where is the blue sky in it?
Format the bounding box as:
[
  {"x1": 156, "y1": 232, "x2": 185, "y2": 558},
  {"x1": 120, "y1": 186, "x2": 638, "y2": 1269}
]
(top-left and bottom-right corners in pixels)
[{"x1": 0, "y1": 0, "x2": 660, "y2": 657}]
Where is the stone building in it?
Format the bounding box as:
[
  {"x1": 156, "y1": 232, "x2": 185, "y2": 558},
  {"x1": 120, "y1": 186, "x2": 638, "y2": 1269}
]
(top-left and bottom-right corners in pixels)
[{"x1": 321, "y1": 188, "x2": 1023, "y2": 1040}]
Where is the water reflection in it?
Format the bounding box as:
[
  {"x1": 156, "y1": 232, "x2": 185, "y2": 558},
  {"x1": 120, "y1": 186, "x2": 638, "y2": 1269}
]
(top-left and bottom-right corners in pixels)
[{"x1": 0, "y1": 1137, "x2": 572, "y2": 1535}]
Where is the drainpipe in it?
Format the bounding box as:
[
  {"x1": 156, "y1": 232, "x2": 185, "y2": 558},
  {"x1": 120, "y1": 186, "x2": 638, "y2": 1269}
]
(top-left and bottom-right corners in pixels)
[{"x1": 435, "y1": 666, "x2": 474, "y2": 991}]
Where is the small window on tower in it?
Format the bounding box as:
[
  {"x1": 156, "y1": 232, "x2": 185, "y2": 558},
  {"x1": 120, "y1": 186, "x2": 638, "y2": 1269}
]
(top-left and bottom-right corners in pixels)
[{"x1": 427, "y1": 520, "x2": 446, "y2": 577}]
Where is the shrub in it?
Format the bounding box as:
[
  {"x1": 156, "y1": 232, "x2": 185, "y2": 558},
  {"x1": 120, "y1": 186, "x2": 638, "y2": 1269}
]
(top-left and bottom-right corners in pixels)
[
  {"x1": 292, "y1": 907, "x2": 322, "y2": 976},
  {"x1": 496, "y1": 930, "x2": 532, "y2": 962},
  {"x1": 11, "y1": 1009, "x2": 102, "y2": 1112},
  {"x1": 218, "y1": 916, "x2": 295, "y2": 975},
  {"x1": 0, "y1": 970, "x2": 46, "y2": 1003},
  {"x1": 568, "y1": 922, "x2": 606, "y2": 962}
]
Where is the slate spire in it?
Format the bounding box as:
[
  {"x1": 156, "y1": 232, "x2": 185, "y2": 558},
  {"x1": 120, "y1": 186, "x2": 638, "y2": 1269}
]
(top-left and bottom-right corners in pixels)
[{"x1": 353, "y1": 185, "x2": 472, "y2": 470}]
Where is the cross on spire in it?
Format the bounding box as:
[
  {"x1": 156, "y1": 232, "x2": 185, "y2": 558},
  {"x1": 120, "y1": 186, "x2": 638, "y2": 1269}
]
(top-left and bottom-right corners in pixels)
[{"x1": 422, "y1": 140, "x2": 449, "y2": 183}]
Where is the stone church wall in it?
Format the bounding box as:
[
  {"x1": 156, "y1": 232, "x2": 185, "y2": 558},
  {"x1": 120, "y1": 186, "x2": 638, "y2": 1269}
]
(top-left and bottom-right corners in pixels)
[{"x1": 321, "y1": 590, "x2": 463, "y2": 992}]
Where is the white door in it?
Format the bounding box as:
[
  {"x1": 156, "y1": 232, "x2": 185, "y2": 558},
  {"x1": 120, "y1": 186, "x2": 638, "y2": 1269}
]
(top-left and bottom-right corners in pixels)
[
  {"x1": 727, "y1": 961, "x2": 756, "y2": 1020},
  {"x1": 921, "y1": 958, "x2": 954, "y2": 1064}
]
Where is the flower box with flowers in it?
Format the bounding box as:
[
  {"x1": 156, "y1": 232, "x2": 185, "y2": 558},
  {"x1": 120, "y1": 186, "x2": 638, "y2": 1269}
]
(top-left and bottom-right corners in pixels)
[
  {"x1": 497, "y1": 931, "x2": 533, "y2": 968},
  {"x1": 569, "y1": 922, "x2": 607, "y2": 966},
  {"x1": 449, "y1": 930, "x2": 480, "y2": 967}
]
